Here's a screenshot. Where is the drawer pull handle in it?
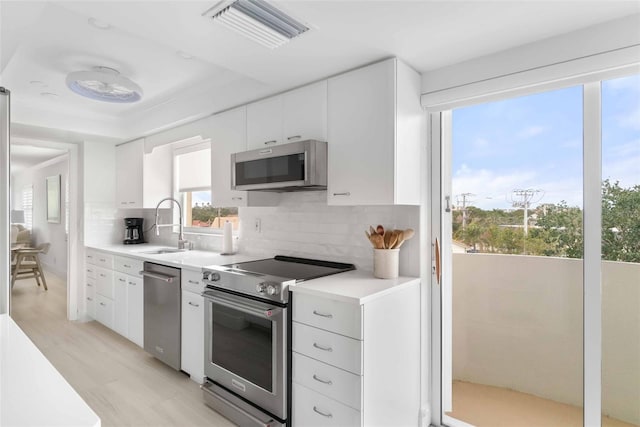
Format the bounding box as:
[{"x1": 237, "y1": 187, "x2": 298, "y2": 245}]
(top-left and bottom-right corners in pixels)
[
  {"x1": 188, "y1": 301, "x2": 200, "y2": 308},
  {"x1": 263, "y1": 140, "x2": 277, "y2": 145},
  {"x1": 99, "y1": 258, "x2": 106, "y2": 262},
  {"x1": 99, "y1": 302, "x2": 106, "y2": 307},
  {"x1": 123, "y1": 264, "x2": 131, "y2": 268},
  {"x1": 87, "y1": 283, "x2": 93, "y2": 287},
  {"x1": 87, "y1": 297, "x2": 93, "y2": 301},
  {"x1": 313, "y1": 343, "x2": 333, "y2": 352},
  {"x1": 119, "y1": 278, "x2": 126, "y2": 282},
  {"x1": 87, "y1": 255, "x2": 93, "y2": 259},
  {"x1": 313, "y1": 406, "x2": 333, "y2": 418},
  {"x1": 312, "y1": 374, "x2": 333, "y2": 385},
  {"x1": 99, "y1": 274, "x2": 106, "y2": 277},
  {"x1": 332, "y1": 192, "x2": 351, "y2": 196},
  {"x1": 188, "y1": 280, "x2": 199, "y2": 284},
  {"x1": 312, "y1": 310, "x2": 333, "y2": 319},
  {"x1": 129, "y1": 282, "x2": 136, "y2": 286},
  {"x1": 287, "y1": 135, "x2": 301, "y2": 141},
  {"x1": 231, "y1": 197, "x2": 243, "y2": 200}
]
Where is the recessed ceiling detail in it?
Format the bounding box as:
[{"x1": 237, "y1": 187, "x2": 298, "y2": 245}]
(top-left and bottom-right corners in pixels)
[
  {"x1": 65, "y1": 66, "x2": 143, "y2": 103},
  {"x1": 202, "y1": 0, "x2": 310, "y2": 49}
]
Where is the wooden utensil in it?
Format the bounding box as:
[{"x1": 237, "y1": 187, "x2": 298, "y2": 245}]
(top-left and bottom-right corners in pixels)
[
  {"x1": 383, "y1": 230, "x2": 392, "y2": 249},
  {"x1": 369, "y1": 225, "x2": 377, "y2": 236},
  {"x1": 394, "y1": 228, "x2": 414, "y2": 249},
  {"x1": 388, "y1": 230, "x2": 399, "y2": 249},
  {"x1": 370, "y1": 233, "x2": 385, "y2": 249},
  {"x1": 376, "y1": 224, "x2": 385, "y2": 236}
]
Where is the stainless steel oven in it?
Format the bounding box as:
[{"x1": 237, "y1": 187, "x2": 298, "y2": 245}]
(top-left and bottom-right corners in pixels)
[
  {"x1": 200, "y1": 256, "x2": 355, "y2": 427},
  {"x1": 202, "y1": 288, "x2": 287, "y2": 423}
]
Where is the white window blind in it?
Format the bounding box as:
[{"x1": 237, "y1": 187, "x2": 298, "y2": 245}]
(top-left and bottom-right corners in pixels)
[
  {"x1": 175, "y1": 141, "x2": 211, "y2": 192},
  {"x1": 22, "y1": 185, "x2": 33, "y2": 229}
]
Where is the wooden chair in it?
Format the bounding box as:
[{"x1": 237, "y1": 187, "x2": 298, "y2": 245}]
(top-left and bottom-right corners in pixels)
[{"x1": 11, "y1": 243, "x2": 51, "y2": 290}]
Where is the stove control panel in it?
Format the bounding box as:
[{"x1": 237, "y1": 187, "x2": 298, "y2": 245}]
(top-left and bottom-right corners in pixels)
[
  {"x1": 256, "y1": 281, "x2": 280, "y2": 297},
  {"x1": 203, "y1": 271, "x2": 220, "y2": 282}
]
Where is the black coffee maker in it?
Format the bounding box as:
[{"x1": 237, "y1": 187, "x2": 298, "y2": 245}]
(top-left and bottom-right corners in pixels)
[{"x1": 123, "y1": 218, "x2": 144, "y2": 244}]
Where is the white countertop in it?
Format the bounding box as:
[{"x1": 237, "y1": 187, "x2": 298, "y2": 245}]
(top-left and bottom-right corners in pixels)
[
  {"x1": 0, "y1": 314, "x2": 100, "y2": 427},
  {"x1": 290, "y1": 269, "x2": 420, "y2": 305},
  {"x1": 86, "y1": 244, "x2": 260, "y2": 270}
]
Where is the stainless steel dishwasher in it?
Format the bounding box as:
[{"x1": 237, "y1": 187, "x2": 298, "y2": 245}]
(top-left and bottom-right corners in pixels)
[{"x1": 141, "y1": 262, "x2": 181, "y2": 370}]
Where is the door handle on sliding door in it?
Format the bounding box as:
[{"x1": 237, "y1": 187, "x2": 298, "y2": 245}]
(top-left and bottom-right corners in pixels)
[{"x1": 434, "y1": 238, "x2": 441, "y2": 285}]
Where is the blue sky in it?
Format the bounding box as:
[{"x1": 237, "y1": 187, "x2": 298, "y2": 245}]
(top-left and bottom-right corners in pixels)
[{"x1": 452, "y1": 74, "x2": 640, "y2": 210}]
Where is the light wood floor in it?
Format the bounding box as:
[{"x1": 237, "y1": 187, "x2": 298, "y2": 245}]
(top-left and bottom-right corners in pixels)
[
  {"x1": 447, "y1": 380, "x2": 638, "y2": 427},
  {"x1": 11, "y1": 270, "x2": 235, "y2": 427}
]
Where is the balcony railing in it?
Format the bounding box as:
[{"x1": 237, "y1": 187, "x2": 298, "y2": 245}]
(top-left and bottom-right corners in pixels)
[{"x1": 451, "y1": 253, "x2": 639, "y2": 426}]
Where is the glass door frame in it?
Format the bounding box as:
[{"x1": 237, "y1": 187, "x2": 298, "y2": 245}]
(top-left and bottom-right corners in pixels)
[{"x1": 426, "y1": 76, "x2": 629, "y2": 427}]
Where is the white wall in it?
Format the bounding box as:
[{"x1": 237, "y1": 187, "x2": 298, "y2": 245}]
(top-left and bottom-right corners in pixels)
[
  {"x1": 452, "y1": 253, "x2": 640, "y2": 425},
  {"x1": 12, "y1": 156, "x2": 68, "y2": 278},
  {"x1": 120, "y1": 192, "x2": 420, "y2": 275},
  {"x1": 83, "y1": 140, "x2": 117, "y2": 246}
]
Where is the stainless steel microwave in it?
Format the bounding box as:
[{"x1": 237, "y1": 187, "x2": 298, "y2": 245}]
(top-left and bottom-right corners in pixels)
[{"x1": 230, "y1": 140, "x2": 327, "y2": 191}]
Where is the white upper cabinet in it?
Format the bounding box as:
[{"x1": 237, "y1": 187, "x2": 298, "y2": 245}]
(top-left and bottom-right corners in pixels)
[
  {"x1": 327, "y1": 58, "x2": 422, "y2": 206},
  {"x1": 116, "y1": 139, "x2": 143, "y2": 208},
  {"x1": 282, "y1": 80, "x2": 327, "y2": 144},
  {"x1": 211, "y1": 106, "x2": 249, "y2": 207},
  {"x1": 247, "y1": 81, "x2": 328, "y2": 150},
  {"x1": 247, "y1": 96, "x2": 283, "y2": 150},
  {"x1": 115, "y1": 138, "x2": 172, "y2": 208}
]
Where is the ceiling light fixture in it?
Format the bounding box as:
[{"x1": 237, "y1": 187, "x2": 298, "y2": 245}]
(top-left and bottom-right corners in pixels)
[
  {"x1": 202, "y1": 0, "x2": 309, "y2": 49},
  {"x1": 66, "y1": 66, "x2": 143, "y2": 103},
  {"x1": 88, "y1": 17, "x2": 113, "y2": 30}
]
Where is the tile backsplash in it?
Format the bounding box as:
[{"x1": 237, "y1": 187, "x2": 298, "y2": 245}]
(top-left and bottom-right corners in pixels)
[{"x1": 110, "y1": 192, "x2": 420, "y2": 276}]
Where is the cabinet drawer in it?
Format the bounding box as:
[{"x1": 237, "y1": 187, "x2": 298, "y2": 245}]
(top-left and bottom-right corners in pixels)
[
  {"x1": 181, "y1": 291, "x2": 204, "y2": 382},
  {"x1": 86, "y1": 278, "x2": 96, "y2": 299},
  {"x1": 293, "y1": 352, "x2": 361, "y2": 410},
  {"x1": 95, "y1": 267, "x2": 114, "y2": 299},
  {"x1": 93, "y1": 252, "x2": 114, "y2": 269},
  {"x1": 182, "y1": 269, "x2": 204, "y2": 294},
  {"x1": 95, "y1": 295, "x2": 114, "y2": 330},
  {"x1": 293, "y1": 322, "x2": 362, "y2": 374},
  {"x1": 293, "y1": 293, "x2": 362, "y2": 339},
  {"x1": 86, "y1": 264, "x2": 97, "y2": 279},
  {"x1": 293, "y1": 383, "x2": 360, "y2": 427},
  {"x1": 114, "y1": 256, "x2": 143, "y2": 277},
  {"x1": 86, "y1": 281, "x2": 96, "y2": 319},
  {"x1": 85, "y1": 250, "x2": 98, "y2": 266}
]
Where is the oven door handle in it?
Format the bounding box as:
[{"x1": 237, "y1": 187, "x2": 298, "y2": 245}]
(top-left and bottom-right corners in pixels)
[{"x1": 203, "y1": 291, "x2": 282, "y2": 319}]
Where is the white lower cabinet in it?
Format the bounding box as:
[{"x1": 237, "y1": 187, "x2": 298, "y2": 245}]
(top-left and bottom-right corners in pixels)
[
  {"x1": 85, "y1": 249, "x2": 144, "y2": 348},
  {"x1": 95, "y1": 294, "x2": 114, "y2": 330},
  {"x1": 181, "y1": 268, "x2": 204, "y2": 383},
  {"x1": 293, "y1": 383, "x2": 360, "y2": 427},
  {"x1": 292, "y1": 278, "x2": 421, "y2": 426},
  {"x1": 127, "y1": 276, "x2": 144, "y2": 347}
]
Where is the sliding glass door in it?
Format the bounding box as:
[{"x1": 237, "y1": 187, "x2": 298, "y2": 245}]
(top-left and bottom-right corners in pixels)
[{"x1": 431, "y1": 73, "x2": 639, "y2": 427}]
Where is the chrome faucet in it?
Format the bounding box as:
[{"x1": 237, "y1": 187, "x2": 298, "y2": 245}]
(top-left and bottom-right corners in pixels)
[{"x1": 154, "y1": 197, "x2": 189, "y2": 250}]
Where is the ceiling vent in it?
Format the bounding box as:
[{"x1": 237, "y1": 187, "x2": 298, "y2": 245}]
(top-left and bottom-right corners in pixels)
[
  {"x1": 202, "y1": 0, "x2": 309, "y2": 49},
  {"x1": 65, "y1": 67, "x2": 143, "y2": 103}
]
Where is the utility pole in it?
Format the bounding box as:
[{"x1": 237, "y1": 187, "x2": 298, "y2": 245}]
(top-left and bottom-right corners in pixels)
[
  {"x1": 456, "y1": 193, "x2": 475, "y2": 230},
  {"x1": 510, "y1": 189, "x2": 543, "y2": 236}
]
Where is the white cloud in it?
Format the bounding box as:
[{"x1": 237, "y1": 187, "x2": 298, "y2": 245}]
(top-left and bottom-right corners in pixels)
[
  {"x1": 616, "y1": 106, "x2": 640, "y2": 130},
  {"x1": 604, "y1": 74, "x2": 640, "y2": 93},
  {"x1": 517, "y1": 125, "x2": 547, "y2": 139}
]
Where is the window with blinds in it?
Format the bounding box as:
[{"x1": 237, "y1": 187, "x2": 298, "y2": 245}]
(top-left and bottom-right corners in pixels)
[
  {"x1": 173, "y1": 140, "x2": 238, "y2": 231},
  {"x1": 22, "y1": 185, "x2": 33, "y2": 229}
]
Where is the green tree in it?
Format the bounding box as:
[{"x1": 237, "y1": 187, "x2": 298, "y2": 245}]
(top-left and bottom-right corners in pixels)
[
  {"x1": 602, "y1": 179, "x2": 640, "y2": 262},
  {"x1": 535, "y1": 201, "x2": 583, "y2": 258}
]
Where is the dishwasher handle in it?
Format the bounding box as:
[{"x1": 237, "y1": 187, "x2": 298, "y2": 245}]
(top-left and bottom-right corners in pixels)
[{"x1": 140, "y1": 270, "x2": 175, "y2": 283}]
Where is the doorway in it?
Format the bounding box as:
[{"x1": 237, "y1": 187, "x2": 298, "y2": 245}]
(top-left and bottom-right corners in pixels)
[{"x1": 430, "y1": 74, "x2": 640, "y2": 427}]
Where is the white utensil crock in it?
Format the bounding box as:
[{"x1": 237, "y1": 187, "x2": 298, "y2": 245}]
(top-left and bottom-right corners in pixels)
[{"x1": 373, "y1": 248, "x2": 399, "y2": 279}]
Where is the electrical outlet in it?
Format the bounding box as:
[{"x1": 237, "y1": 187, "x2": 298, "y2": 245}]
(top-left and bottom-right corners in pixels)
[{"x1": 254, "y1": 218, "x2": 261, "y2": 233}]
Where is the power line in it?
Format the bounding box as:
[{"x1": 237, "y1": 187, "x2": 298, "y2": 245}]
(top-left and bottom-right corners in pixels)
[
  {"x1": 509, "y1": 189, "x2": 544, "y2": 235},
  {"x1": 456, "y1": 193, "x2": 475, "y2": 230}
]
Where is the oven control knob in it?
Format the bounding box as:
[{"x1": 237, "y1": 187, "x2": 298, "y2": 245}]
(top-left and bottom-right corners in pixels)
[
  {"x1": 256, "y1": 283, "x2": 267, "y2": 293},
  {"x1": 210, "y1": 272, "x2": 220, "y2": 282},
  {"x1": 266, "y1": 284, "x2": 278, "y2": 296}
]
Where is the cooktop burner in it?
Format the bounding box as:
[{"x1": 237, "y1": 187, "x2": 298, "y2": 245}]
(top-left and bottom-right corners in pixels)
[
  {"x1": 224, "y1": 256, "x2": 355, "y2": 282},
  {"x1": 202, "y1": 256, "x2": 355, "y2": 303}
]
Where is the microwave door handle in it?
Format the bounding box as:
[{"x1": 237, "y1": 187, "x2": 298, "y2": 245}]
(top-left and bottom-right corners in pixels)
[{"x1": 203, "y1": 291, "x2": 282, "y2": 319}]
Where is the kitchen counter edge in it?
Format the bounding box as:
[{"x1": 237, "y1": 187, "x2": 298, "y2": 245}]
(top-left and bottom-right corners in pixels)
[{"x1": 290, "y1": 269, "x2": 420, "y2": 305}]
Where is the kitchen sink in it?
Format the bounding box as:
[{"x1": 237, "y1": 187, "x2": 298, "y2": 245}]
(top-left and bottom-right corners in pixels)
[{"x1": 139, "y1": 248, "x2": 187, "y2": 255}]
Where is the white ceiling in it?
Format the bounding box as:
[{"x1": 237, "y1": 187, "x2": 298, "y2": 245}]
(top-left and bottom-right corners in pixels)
[
  {"x1": 1, "y1": 1, "x2": 639, "y2": 141},
  {"x1": 10, "y1": 142, "x2": 67, "y2": 175}
]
